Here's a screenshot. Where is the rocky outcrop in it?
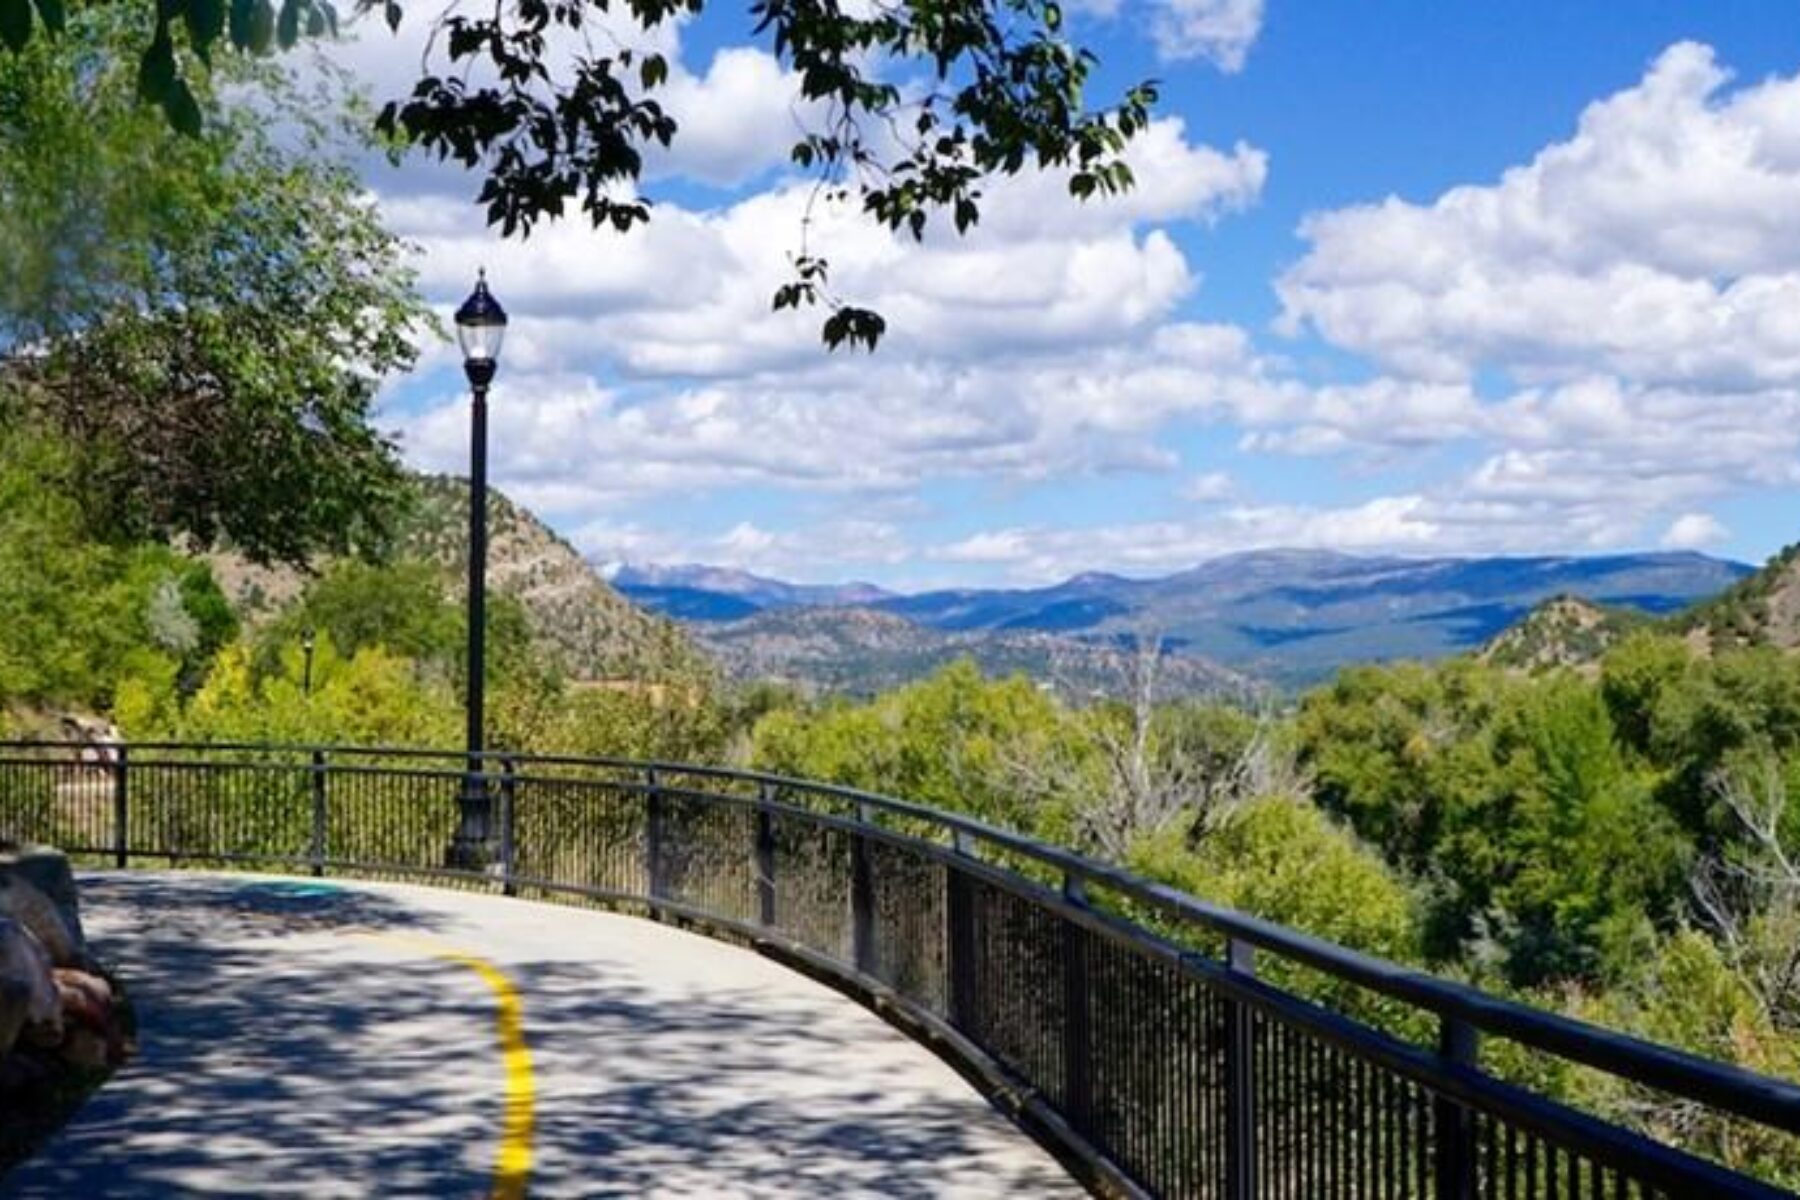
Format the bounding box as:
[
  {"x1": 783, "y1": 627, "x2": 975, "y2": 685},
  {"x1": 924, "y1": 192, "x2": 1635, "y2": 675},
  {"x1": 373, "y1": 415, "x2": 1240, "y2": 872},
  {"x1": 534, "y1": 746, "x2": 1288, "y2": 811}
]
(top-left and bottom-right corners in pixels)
[
  {"x1": 0, "y1": 843, "x2": 88, "y2": 971},
  {"x1": 0, "y1": 919, "x2": 57, "y2": 1051},
  {"x1": 0, "y1": 847, "x2": 129, "y2": 1085}
]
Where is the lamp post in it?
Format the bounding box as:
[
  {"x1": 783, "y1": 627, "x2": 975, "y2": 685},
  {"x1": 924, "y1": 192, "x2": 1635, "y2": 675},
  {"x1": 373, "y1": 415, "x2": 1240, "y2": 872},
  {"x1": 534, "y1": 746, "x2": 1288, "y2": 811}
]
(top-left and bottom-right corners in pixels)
[
  {"x1": 447, "y1": 270, "x2": 508, "y2": 870},
  {"x1": 300, "y1": 627, "x2": 316, "y2": 697}
]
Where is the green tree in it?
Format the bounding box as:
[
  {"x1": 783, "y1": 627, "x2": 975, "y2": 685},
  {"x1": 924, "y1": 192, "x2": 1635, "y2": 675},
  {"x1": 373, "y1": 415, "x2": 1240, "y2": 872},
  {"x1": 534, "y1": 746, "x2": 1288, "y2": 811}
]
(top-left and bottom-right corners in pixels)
[
  {"x1": 0, "y1": 1, "x2": 431, "y2": 563},
  {"x1": 156, "y1": 639, "x2": 462, "y2": 748},
  {"x1": 752, "y1": 659, "x2": 1091, "y2": 841},
  {"x1": 1491, "y1": 677, "x2": 1688, "y2": 986},
  {"x1": 0, "y1": 427, "x2": 236, "y2": 708},
  {"x1": 259, "y1": 561, "x2": 462, "y2": 675},
  {"x1": 1127, "y1": 794, "x2": 1422, "y2": 1024},
  {"x1": 259, "y1": 559, "x2": 551, "y2": 699}
]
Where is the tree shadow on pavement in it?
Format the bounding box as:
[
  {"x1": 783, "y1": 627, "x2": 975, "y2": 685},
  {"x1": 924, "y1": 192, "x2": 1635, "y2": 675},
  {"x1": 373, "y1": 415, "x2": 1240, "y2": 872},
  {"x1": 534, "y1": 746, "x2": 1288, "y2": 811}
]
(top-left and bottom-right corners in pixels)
[
  {"x1": 4, "y1": 873, "x2": 487, "y2": 1200},
  {"x1": 5, "y1": 874, "x2": 1079, "y2": 1199},
  {"x1": 513, "y1": 962, "x2": 1077, "y2": 1198}
]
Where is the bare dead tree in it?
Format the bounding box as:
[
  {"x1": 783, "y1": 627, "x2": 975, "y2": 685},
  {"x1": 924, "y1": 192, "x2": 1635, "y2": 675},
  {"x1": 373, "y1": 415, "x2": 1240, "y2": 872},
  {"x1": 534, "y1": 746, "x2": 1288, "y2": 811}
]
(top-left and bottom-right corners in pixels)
[
  {"x1": 1691, "y1": 760, "x2": 1800, "y2": 1030},
  {"x1": 1025, "y1": 627, "x2": 1309, "y2": 862}
]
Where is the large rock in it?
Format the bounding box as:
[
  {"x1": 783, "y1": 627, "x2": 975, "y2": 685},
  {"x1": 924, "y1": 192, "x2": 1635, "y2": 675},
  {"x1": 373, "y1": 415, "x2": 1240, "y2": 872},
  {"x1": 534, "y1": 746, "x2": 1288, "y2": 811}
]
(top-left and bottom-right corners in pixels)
[
  {"x1": 0, "y1": 979, "x2": 28, "y2": 1061},
  {"x1": 0, "y1": 844, "x2": 86, "y2": 968},
  {"x1": 0, "y1": 918, "x2": 58, "y2": 1045}
]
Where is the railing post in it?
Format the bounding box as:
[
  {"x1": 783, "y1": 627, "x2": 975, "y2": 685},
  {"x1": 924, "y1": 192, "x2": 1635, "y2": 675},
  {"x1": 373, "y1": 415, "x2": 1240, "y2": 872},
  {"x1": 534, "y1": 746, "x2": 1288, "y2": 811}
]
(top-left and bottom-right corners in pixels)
[
  {"x1": 111, "y1": 746, "x2": 129, "y2": 870},
  {"x1": 1435, "y1": 1016, "x2": 1480, "y2": 1200},
  {"x1": 644, "y1": 766, "x2": 666, "y2": 910},
  {"x1": 1225, "y1": 938, "x2": 1257, "y2": 1200},
  {"x1": 850, "y1": 801, "x2": 876, "y2": 975},
  {"x1": 310, "y1": 749, "x2": 327, "y2": 877},
  {"x1": 1061, "y1": 871, "x2": 1094, "y2": 1135},
  {"x1": 499, "y1": 755, "x2": 517, "y2": 898},
  {"x1": 945, "y1": 830, "x2": 978, "y2": 1031},
  {"x1": 754, "y1": 782, "x2": 776, "y2": 928}
]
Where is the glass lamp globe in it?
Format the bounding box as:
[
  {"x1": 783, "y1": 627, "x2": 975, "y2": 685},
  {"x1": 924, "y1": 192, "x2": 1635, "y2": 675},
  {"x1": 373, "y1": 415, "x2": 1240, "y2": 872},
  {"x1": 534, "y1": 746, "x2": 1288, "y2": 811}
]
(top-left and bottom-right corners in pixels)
[{"x1": 455, "y1": 271, "x2": 508, "y2": 364}]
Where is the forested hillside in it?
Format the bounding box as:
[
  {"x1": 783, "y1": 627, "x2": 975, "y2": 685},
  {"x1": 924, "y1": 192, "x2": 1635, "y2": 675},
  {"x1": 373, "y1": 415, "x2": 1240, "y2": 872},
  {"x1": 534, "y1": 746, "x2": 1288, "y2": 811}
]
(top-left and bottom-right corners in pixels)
[
  {"x1": 1677, "y1": 542, "x2": 1800, "y2": 651},
  {"x1": 744, "y1": 547, "x2": 1800, "y2": 1185},
  {"x1": 1478, "y1": 595, "x2": 1647, "y2": 671},
  {"x1": 210, "y1": 475, "x2": 704, "y2": 684}
]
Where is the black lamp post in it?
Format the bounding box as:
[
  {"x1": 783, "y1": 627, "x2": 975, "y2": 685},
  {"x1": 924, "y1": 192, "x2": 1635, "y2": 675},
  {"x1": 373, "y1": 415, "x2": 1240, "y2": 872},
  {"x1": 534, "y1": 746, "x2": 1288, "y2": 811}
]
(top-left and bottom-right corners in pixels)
[
  {"x1": 300, "y1": 627, "x2": 316, "y2": 697},
  {"x1": 447, "y1": 270, "x2": 508, "y2": 870}
]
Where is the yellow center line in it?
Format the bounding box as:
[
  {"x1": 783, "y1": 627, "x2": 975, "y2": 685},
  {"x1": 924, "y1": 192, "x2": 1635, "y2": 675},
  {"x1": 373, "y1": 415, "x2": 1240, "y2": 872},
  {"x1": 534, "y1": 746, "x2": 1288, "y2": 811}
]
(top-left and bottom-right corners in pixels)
[{"x1": 356, "y1": 931, "x2": 536, "y2": 1200}]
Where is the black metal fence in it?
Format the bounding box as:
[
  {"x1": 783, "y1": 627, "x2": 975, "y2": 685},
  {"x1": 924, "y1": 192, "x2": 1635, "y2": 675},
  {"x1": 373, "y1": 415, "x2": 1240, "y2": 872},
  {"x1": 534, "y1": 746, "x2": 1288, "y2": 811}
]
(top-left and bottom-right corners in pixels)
[{"x1": 2, "y1": 740, "x2": 1797, "y2": 1198}]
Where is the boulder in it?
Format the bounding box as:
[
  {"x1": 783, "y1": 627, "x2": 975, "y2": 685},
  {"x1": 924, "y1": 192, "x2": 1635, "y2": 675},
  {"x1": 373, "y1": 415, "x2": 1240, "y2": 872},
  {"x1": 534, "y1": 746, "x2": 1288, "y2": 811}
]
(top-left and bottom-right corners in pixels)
[
  {"x1": 52, "y1": 969, "x2": 111, "y2": 1035},
  {"x1": 0, "y1": 844, "x2": 84, "y2": 963},
  {"x1": 0, "y1": 874, "x2": 82, "y2": 970},
  {"x1": 0, "y1": 919, "x2": 58, "y2": 1040},
  {"x1": 58, "y1": 1028, "x2": 108, "y2": 1072},
  {"x1": 0, "y1": 979, "x2": 28, "y2": 1060}
]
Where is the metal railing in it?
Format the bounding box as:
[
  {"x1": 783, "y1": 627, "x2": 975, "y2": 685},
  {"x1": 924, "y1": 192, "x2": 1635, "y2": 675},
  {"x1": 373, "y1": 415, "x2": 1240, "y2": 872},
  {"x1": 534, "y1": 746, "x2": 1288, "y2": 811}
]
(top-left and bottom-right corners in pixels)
[{"x1": 1, "y1": 739, "x2": 1796, "y2": 1198}]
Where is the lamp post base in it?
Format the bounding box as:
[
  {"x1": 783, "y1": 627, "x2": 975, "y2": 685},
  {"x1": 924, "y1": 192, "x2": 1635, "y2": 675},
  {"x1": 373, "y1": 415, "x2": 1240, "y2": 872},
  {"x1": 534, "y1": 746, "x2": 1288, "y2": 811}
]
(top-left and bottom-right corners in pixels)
[{"x1": 446, "y1": 776, "x2": 495, "y2": 870}]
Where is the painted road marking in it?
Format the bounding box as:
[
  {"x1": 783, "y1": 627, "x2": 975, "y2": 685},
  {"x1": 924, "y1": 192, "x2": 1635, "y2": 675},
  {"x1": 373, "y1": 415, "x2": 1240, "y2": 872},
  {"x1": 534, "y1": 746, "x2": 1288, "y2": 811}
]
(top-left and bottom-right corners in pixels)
[{"x1": 357, "y1": 932, "x2": 536, "y2": 1200}]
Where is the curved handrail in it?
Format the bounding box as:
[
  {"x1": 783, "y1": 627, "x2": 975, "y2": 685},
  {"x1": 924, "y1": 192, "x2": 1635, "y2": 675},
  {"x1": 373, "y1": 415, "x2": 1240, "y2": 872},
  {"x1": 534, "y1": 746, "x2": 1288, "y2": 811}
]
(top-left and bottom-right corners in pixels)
[{"x1": 2, "y1": 738, "x2": 1796, "y2": 1196}]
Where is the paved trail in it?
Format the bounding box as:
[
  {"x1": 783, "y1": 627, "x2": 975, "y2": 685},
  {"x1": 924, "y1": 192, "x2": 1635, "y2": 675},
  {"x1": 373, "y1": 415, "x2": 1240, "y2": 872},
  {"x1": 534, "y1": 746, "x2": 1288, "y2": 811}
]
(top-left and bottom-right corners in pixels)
[{"x1": 5, "y1": 872, "x2": 1079, "y2": 1198}]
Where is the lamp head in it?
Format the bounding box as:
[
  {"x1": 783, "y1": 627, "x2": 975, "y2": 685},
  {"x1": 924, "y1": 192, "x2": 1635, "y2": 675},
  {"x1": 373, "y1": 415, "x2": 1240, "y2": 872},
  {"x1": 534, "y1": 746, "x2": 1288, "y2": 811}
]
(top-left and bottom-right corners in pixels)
[{"x1": 455, "y1": 269, "x2": 508, "y2": 369}]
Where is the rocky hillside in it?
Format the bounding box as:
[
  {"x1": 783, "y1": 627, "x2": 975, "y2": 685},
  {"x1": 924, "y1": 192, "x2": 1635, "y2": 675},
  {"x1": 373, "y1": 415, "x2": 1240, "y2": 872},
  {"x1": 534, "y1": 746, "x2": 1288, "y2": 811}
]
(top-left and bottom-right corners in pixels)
[
  {"x1": 695, "y1": 606, "x2": 1258, "y2": 701},
  {"x1": 1673, "y1": 542, "x2": 1800, "y2": 652},
  {"x1": 1477, "y1": 543, "x2": 1800, "y2": 670},
  {"x1": 393, "y1": 477, "x2": 705, "y2": 681},
  {"x1": 209, "y1": 476, "x2": 704, "y2": 682},
  {"x1": 1478, "y1": 595, "x2": 1647, "y2": 672}
]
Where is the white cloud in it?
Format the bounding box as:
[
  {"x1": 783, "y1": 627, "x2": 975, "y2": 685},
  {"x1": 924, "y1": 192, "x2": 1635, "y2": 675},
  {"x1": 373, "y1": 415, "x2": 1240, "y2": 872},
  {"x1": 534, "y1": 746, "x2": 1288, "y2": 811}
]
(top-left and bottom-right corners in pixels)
[
  {"x1": 382, "y1": 117, "x2": 1266, "y2": 382},
  {"x1": 391, "y1": 326, "x2": 1267, "y2": 505},
  {"x1": 374, "y1": 36, "x2": 1800, "y2": 584},
  {"x1": 928, "y1": 496, "x2": 1445, "y2": 581},
  {"x1": 1181, "y1": 471, "x2": 1236, "y2": 501},
  {"x1": 922, "y1": 483, "x2": 1718, "y2": 585},
  {"x1": 1662, "y1": 512, "x2": 1731, "y2": 550},
  {"x1": 1149, "y1": 0, "x2": 1264, "y2": 70},
  {"x1": 571, "y1": 514, "x2": 911, "y2": 580},
  {"x1": 941, "y1": 530, "x2": 1037, "y2": 564},
  {"x1": 653, "y1": 47, "x2": 815, "y2": 187},
  {"x1": 1278, "y1": 43, "x2": 1800, "y2": 389}
]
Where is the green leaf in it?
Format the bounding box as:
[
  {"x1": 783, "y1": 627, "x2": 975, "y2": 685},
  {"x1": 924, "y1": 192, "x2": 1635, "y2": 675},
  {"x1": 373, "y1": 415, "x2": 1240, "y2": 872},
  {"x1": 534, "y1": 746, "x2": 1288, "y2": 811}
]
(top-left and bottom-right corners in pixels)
[
  {"x1": 137, "y1": 33, "x2": 176, "y2": 104},
  {"x1": 275, "y1": 0, "x2": 298, "y2": 48},
  {"x1": 640, "y1": 53, "x2": 667, "y2": 89},
  {"x1": 247, "y1": 0, "x2": 274, "y2": 53},
  {"x1": 31, "y1": 0, "x2": 61, "y2": 36},
  {"x1": 185, "y1": 0, "x2": 225, "y2": 59},
  {"x1": 822, "y1": 307, "x2": 885, "y2": 352},
  {"x1": 227, "y1": 0, "x2": 253, "y2": 47},
  {"x1": 0, "y1": 0, "x2": 32, "y2": 52},
  {"x1": 165, "y1": 76, "x2": 203, "y2": 137}
]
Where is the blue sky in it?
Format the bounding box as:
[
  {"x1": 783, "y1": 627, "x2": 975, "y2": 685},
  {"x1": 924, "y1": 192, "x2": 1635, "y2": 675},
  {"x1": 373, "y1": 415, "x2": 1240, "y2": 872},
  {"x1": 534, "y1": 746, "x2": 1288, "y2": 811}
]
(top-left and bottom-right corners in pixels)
[{"x1": 352, "y1": 1, "x2": 1800, "y2": 588}]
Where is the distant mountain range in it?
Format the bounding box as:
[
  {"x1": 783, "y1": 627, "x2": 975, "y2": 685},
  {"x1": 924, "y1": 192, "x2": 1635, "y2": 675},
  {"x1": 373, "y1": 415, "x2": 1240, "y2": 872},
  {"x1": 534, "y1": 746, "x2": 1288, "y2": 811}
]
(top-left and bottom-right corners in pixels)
[
  {"x1": 605, "y1": 563, "x2": 894, "y2": 619},
  {"x1": 697, "y1": 606, "x2": 1256, "y2": 700},
  {"x1": 611, "y1": 550, "x2": 1752, "y2": 688}
]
